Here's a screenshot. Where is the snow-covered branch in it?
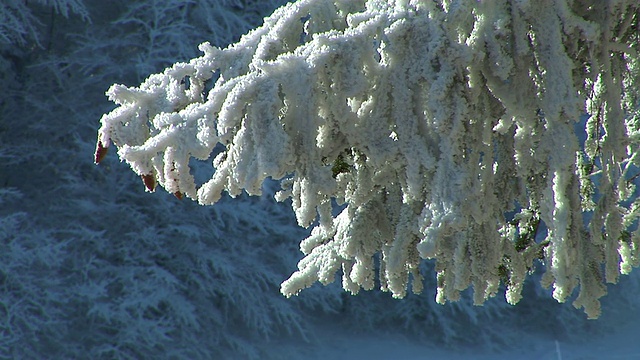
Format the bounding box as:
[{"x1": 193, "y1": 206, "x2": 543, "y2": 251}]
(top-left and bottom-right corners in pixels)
[{"x1": 96, "y1": 0, "x2": 640, "y2": 318}]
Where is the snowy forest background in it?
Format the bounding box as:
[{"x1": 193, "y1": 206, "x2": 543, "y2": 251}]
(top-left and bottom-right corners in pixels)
[{"x1": 1, "y1": 0, "x2": 640, "y2": 359}]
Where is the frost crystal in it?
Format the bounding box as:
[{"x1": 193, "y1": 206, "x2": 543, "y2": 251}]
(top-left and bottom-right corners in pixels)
[{"x1": 97, "y1": 0, "x2": 640, "y2": 318}]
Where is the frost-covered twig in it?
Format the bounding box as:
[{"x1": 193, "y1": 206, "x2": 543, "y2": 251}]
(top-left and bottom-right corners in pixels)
[{"x1": 96, "y1": 0, "x2": 640, "y2": 318}]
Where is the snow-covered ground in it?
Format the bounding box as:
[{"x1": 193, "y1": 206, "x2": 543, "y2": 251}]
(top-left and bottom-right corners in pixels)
[{"x1": 304, "y1": 317, "x2": 640, "y2": 360}]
